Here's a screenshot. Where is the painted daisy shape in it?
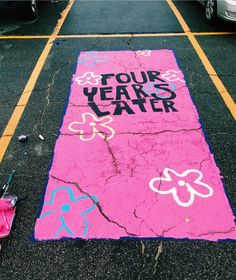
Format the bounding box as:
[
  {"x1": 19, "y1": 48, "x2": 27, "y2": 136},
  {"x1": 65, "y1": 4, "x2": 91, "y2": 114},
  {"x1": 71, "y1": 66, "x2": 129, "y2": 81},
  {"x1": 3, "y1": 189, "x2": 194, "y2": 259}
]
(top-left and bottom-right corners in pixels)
[
  {"x1": 39, "y1": 186, "x2": 98, "y2": 238},
  {"x1": 149, "y1": 168, "x2": 213, "y2": 207},
  {"x1": 68, "y1": 112, "x2": 115, "y2": 141},
  {"x1": 135, "y1": 50, "x2": 152, "y2": 56},
  {"x1": 161, "y1": 70, "x2": 185, "y2": 83},
  {"x1": 75, "y1": 72, "x2": 102, "y2": 86}
]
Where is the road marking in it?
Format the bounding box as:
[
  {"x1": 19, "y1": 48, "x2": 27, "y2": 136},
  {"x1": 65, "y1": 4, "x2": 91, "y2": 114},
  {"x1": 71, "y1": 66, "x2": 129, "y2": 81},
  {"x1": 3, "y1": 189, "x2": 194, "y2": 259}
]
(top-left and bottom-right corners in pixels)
[
  {"x1": 193, "y1": 32, "x2": 236, "y2": 36},
  {"x1": 0, "y1": 0, "x2": 74, "y2": 163},
  {"x1": 58, "y1": 33, "x2": 186, "y2": 38},
  {"x1": 166, "y1": 0, "x2": 236, "y2": 120},
  {"x1": 0, "y1": 32, "x2": 235, "y2": 40},
  {"x1": 57, "y1": 32, "x2": 236, "y2": 38},
  {"x1": 0, "y1": 36, "x2": 50, "y2": 39}
]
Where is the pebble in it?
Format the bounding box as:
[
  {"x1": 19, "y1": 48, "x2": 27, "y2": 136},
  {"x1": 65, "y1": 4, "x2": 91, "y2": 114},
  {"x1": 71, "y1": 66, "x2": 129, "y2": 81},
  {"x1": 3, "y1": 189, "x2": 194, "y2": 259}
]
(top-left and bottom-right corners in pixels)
[{"x1": 17, "y1": 135, "x2": 28, "y2": 142}]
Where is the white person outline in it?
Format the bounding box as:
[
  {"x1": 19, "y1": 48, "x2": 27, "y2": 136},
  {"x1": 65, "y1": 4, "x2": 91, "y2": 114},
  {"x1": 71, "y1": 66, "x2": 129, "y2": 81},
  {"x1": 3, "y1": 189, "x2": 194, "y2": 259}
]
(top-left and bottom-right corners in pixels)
[
  {"x1": 68, "y1": 112, "x2": 115, "y2": 141},
  {"x1": 149, "y1": 168, "x2": 214, "y2": 207}
]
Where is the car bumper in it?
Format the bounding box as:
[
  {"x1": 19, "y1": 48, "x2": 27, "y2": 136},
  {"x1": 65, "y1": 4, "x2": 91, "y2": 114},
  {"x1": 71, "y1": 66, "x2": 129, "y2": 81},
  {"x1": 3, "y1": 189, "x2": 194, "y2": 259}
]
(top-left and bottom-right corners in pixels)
[{"x1": 218, "y1": 0, "x2": 236, "y2": 22}]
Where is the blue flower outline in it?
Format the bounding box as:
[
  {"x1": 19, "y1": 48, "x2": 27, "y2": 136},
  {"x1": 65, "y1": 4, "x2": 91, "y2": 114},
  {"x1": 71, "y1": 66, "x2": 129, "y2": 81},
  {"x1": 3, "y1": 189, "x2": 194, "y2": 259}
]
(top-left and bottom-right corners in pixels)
[{"x1": 40, "y1": 186, "x2": 98, "y2": 237}]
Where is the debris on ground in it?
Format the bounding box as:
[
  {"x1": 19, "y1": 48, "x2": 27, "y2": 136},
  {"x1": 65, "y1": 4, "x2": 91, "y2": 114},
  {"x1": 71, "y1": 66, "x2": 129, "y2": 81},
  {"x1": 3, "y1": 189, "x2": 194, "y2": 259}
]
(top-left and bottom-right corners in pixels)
[
  {"x1": 39, "y1": 135, "x2": 45, "y2": 141},
  {"x1": 17, "y1": 135, "x2": 28, "y2": 142}
]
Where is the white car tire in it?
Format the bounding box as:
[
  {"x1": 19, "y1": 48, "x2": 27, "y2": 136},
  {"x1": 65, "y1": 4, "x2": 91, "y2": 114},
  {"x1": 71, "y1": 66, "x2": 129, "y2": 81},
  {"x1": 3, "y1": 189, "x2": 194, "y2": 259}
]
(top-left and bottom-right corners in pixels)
[
  {"x1": 25, "y1": 0, "x2": 38, "y2": 20},
  {"x1": 205, "y1": 0, "x2": 217, "y2": 23}
]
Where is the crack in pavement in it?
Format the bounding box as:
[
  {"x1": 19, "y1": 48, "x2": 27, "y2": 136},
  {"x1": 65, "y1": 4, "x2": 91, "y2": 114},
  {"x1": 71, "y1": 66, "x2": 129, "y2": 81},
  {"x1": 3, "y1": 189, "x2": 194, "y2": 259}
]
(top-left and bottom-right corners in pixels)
[
  {"x1": 199, "y1": 152, "x2": 212, "y2": 171},
  {"x1": 33, "y1": 62, "x2": 70, "y2": 133},
  {"x1": 123, "y1": 37, "x2": 133, "y2": 51},
  {"x1": 103, "y1": 136, "x2": 121, "y2": 186},
  {"x1": 116, "y1": 127, "x2": 202, "y2": 136},
  {"x1": 61, "y1": 127, "x2": 202, "y2": 137},
  {"x1": 51, "y1": 175, "x2": 137, "y2": 236},
  {"x1": 134, "y1": 206, "x2": 177, "y2": 238},
  {"x1": 188, "y1": 226, "x2": 235, "y2": 237},
  {"x1": 133, "y1": 199, "x2": 147, "y2": 220}
]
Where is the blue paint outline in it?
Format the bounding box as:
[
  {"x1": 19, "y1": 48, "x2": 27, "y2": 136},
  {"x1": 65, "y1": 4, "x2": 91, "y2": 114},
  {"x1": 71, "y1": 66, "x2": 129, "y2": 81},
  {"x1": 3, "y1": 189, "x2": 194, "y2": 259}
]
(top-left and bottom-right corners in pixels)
[
  {"x1": 40, "y1": 210, "x2": 55, "y2": 219},
  {"x1": 54, "y1": 216, "x2": 74, "y2": 237},
  {"x1": 39, "y1": 185, "x2": 98, "y2": 237}
]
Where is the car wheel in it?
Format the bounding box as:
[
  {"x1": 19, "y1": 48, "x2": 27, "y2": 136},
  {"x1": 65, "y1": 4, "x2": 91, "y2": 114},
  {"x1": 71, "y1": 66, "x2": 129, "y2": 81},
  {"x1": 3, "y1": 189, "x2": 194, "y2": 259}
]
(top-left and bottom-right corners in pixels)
[
  {"x1": 205, "y1": 0, "x2": 217, "y2": 23},
  {"x1": 25, "y1": 0, "x2": 38, "y2": 20}
]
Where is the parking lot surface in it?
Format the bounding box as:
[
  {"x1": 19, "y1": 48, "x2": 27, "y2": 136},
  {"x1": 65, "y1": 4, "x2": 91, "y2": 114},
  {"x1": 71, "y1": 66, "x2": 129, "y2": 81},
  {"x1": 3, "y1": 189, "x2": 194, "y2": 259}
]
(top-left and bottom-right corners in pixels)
[{"x1": 0, "y1": 1, "x2": 236, "y2": 279}]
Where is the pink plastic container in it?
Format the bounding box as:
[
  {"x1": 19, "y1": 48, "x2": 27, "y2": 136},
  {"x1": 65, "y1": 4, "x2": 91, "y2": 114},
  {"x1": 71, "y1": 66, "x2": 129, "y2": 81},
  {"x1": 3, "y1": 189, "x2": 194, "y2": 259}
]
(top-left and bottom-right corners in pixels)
[{"x1": 0, "y1": 197, "x2": 16, "y2": 238}]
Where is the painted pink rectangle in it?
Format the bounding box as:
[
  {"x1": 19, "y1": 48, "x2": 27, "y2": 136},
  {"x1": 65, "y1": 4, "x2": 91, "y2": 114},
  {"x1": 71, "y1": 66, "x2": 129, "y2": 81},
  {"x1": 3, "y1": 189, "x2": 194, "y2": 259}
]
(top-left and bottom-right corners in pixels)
[{"x1": 34, "y1": 50, "x2": 236, "y2": 241}]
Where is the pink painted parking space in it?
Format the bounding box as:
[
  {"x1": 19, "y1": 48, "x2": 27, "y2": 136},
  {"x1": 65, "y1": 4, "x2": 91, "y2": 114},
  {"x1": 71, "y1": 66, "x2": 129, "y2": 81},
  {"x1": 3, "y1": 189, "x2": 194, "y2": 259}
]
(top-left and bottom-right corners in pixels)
[{"x1": 34, "y1": 50, "x2": 236, "y2": 241}]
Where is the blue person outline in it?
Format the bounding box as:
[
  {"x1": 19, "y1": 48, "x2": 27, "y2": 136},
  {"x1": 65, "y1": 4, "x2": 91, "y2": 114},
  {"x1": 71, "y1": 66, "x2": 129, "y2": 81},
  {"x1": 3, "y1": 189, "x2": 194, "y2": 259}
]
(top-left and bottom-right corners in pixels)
[{"x1": 40, "y1": 186, "x2": 98, "y2": 237}]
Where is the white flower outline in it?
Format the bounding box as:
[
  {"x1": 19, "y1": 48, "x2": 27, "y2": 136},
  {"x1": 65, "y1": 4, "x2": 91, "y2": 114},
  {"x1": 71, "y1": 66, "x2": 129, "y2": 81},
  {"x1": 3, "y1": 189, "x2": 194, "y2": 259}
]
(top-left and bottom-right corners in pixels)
[
  {"x1": 135, "y1": 50, "x2": 152, "y2": 56},
  {"x1": 68, "y1": 112, "x2": 115, "y2": 142},
  {"x1": 161, "y1": 70, "x2": 185, "y2": 83},
  {"x1": 75, "y1": 72, "x2": 102, "y2": 86},
  {"x1": 149, "y1": 168, "x2": 214, "y2": 207}
]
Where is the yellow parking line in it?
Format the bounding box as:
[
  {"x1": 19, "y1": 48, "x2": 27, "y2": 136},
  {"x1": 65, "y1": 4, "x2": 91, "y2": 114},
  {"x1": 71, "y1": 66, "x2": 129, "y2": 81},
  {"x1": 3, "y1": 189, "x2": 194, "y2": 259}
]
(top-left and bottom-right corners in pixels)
[
  {"x1": 193, "y1": 32, "x2": 236, "y2": 36},
  {"x1": 0, "y1": 35, "x2": 50, "y2": 39},
  {"x1": 0, "y1": 32, "x2": 235, "y2": 40},
  {"x1": 167, "y1": 0, "x2": 236, "y2": 120},
  {"x1": 0, "y1": 33, "x2": 186, "y2": 39},
  {"x1": 0, "y1": 0, "x2": 74, "y2": 163},
  {"x1": 57, "y1": 33, "x2": 186, "y2": 38}
]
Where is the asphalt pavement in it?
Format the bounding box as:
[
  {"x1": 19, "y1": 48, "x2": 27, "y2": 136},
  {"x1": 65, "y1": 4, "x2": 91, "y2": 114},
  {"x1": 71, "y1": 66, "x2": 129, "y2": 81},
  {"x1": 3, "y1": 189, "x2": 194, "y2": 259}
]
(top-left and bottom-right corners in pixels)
[{"x1": 0, "y1": 1, "x2": 236, "y2": 279}]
